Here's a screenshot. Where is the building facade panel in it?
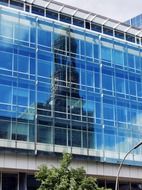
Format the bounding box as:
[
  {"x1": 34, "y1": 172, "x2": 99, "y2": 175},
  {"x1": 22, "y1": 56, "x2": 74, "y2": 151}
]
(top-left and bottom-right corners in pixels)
[
  {"x1": 0, "y1": 6, "x2": 142, "y2": 162},
  {"x1": 0, "y1": 1, "x2": 142, "y2": 189}
]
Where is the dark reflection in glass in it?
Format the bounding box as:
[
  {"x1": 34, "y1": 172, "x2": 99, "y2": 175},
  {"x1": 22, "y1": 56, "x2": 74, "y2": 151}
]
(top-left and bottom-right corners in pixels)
[
  {"x1": 0, "y1": 120, "x2": 10, "y2": 139},
  {"x1": 60, "y1": 13, "x2": 71, "y2": 24},
  {"x1": 73, "y1": 18, "x2": 84, "y2": 27},
  {"x1": 10, "y1": 0, "x2": 24, "y2": 10},
  {"x1": 53, "y1": 28, "x2": 84, "y2": 116},
  {"x1": 106, "y1": 181, "x2": 115, "y2": 190},
  {"x1": 37, "y1": 125, "x2": 51, "y2": 143},
  {"x1": 131, "y1": 183, "x2": 142, "y2": 190},
  {"x1": 27, "y1": 175, "x2": 40, "y2": 190},
  {"x1": 97, "y1": 179, "x2": 106, "y2": 189},
  {"x1": 119, "y1": 182, "x2": 130, "y2": 190},
  {"x1": 2, "y1": 173, "x2": 18, "y2": 190},
  {"x1": 37, "y1": 27, "x2": 94, "y2": 147},
  {"x1": 32, "y1": 5, "x2": 44, "y2": 16},
  {"x1": 0, "y1": 0, "x2": 8, "y2": 6},
  {"x1": 46, "y1": 9, "x2": 58, "y2": 20}
]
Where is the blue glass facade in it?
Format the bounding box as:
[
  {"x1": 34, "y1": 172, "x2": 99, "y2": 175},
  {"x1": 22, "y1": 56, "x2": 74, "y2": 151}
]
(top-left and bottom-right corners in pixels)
[
  {"x1": 125, "y1": 14, "x2": 142, "y2": 29},
  {"x1": 0, "y1": 4, "x2": 142, "y2": 166}
]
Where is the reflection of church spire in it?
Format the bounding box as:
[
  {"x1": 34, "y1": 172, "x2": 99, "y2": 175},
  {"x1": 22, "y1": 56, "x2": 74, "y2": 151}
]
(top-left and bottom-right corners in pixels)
[{"x1": 53, "y1": 28, "x2": 81, "y2": 114}]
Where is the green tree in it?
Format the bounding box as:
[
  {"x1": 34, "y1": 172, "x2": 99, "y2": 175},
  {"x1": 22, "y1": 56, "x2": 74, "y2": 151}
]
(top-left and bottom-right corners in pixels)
[{"x1": 35, "y1": 153, "x2": 111, "y2": 190}]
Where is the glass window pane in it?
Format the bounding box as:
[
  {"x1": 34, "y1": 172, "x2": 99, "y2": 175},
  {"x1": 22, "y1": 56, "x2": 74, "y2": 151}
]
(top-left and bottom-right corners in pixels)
[
  {"x1": 112, "y1": 50, "x2": 124, "y2": 66},
  {"x1": 2, "y1": 173, "x2": 18, "y2": 190},
  {"x1": 91, "y1": 23, "x2": 102, "y2": 32},
  {"x1": 103, "y1": 104, "x2": 114, "y2": 120},
  {"x1": 55, "y1": 128, "x2": 67, "y2": 145},
  {"x1": 126, "y1": 34, "x2": 135, "y2": 43},
  {"x1": 88, "y1": 132, "x2": 95, "y2": 148},
  {"x1": 129, "y1": 80, "x2": 136, "y2": 96},
  {"x1": 0, "y1": 85, "x2": 12, "y2": 104},
  {"x1": 38, "y1": 29, "x2": 51, "y2": 47},
  {"x1": 27, "y1": 175, "x2": 40, "y2": 190},
  {"x1": 128, "y1": 53, "x2": 135, "y2": 69},
  {"x1": 119, "y1": 182, "x2": 130, "y2": 190},
  {"x1": 72, "y1": 130, "x2": 81, "y2": 147},
  {"x1": 115, "y1": 30, "x2": 124, "y2": 39},
  {"x1": 95, "y1": 72, "x2": 100, "y2": 88},
  {"x1": 85, "y1": 21, "x2": 90, "y2": 29},
  {"x1": 60, "y1": 14, "x2": 71, "y2": 24},
  {"x1": 117, "y1": 107, "x2": 127, "y2": 122},
  {"x1": 94, "y1": 44, "x2": 99, "y2": 59},
  {"x1": 103, "y1": 27, "x2": 113, "y2": 36},
  {"x1": 37, "y1": 92, "x2": 50, "y2": 105},
  {"x1": 15, "y1": 24, "x2": 29, "y2": 42},
  {"x1": 106, "y1": 181, "x2": 115, "y2": 190},
  {"x1": 38, "y1": 60, "x2": 51, "y2": 78},
  {"x1": 80, "y1": 40, "x2": 85, "y2": 56},
  {"x1": 0, "y1": 51, "x2": 12, "y2": 70},
  {"x1": 95, "y1": 132, "x2": 102, "y2": 150},
  {"x1": 12, "y1": 123, "x2": 28, "y2": 141},
  {"x1": 32, "y1": 5, "x2": 44, "y2": 16},
  {"x1": 101, "y1": 46, "x2": 111, "y2": 62},
  {"x1": 13, "y1": 88, "x2": 29, "y2": 106},
  {"x1": 0, "y1": 0, "x2": 8, "y2": 6},
  {"x1": 37, "y1": 126, "x2": 51, "y2": 143},
  {"x1": 54, "y1": 33, "x2": 66, "y2": 51},
  {"x1": 86, "y1": 42, "x2": 92, "y2": 57},
  {"x1": 86, "y1": 71, "x2": 93, "y2": 87},
  {"x1": 25, "y1": 5, "x2": 30, "y2": 12},
  {"x1": 102, "y1": 74, "x2": 113, "y2": 91},
  {"x1": 137, "y1": 82, "x2": 142, "y2": 97},
  {"x1": 73, "y1": 18, "x2": 84, "y2": 27},
  {"x1": 29, "y1": 124, "x2": 35, "y2": 142},
  {"x1": 0, "y1": 20, "x2": 13, "y2": 38},
  {"x1": 30, "y1": 58, "x2": 35, "y2": 75},
  {"x1": 0, "y1": 120, "x2": 10, "y2": 139},
  {"x1": 115, "y1": 77, "x2": 125, "y2": 93},
  {"x1": 15, "y1": 55, "x2": 29, "y2": 73},
  {"x1": 46, "y1": 10, "x2": 58, "y2": 20},
  {"x1": 135, "y1": 55, "x2": 141, "y2": 70},
  {"x1": 10, "y1": 0, "x2": 23, "y2": 10},
  {"x1": 71, "y1": 38, "x2": 79, "y2": 54},
  {"x1": 104, "y1": 134, "x2": 115, "y2": 151}
]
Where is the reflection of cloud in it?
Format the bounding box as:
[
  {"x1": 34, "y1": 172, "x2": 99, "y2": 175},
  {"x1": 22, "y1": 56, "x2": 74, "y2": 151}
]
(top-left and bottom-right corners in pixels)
[
  {"x1": 105, "y1": 113, "x2": 142, "y2": 155},
  {"x1": 116, "y1": 113, "x2": 142, "y2": 155},
  {"x1": 135, "y1": 113, "x2": 142, "y2": 125},
  {"x1": 1, "y1": 15, "x2": 13, "y2": 39},
  {"x1": 118, "y1": 137, "x2": 133, "y2": 152},
  {"x1": 1, "y1": 15, "x2": 28, "y2": 43}
]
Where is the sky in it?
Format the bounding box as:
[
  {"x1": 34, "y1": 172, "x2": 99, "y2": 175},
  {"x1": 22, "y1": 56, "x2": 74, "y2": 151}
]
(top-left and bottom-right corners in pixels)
[{"x1": 55, "y1": 0, "x2": 142, "y2": 22}]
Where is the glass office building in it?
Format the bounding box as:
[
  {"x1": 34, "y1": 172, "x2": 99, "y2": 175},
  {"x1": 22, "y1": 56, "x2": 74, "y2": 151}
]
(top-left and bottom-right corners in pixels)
[
  {"x1": 125, "y1": 14, "x2": 142, "y2": 29},
  {"x1": 0, "y1": 0, "x2": 142, "y2": 189}
]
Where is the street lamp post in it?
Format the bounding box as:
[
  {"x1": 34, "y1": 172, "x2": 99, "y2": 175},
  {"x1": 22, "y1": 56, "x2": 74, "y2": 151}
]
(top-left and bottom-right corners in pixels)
[{"x1": 115, "y1": 141, "x2": 142, "y2": 190}]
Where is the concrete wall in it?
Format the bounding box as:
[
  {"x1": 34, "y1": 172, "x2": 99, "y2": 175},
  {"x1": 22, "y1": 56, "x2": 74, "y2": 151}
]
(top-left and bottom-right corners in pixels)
[{"x1": 0, "y1": 152, "x2": 142, "y2": 182}]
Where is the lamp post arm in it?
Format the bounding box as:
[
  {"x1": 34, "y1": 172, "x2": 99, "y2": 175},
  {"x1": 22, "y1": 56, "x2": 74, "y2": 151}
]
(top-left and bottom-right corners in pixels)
[
  {"x1": 115, "y1": 149, "x2": 132, "y2": 190},
  {"x1": 115, "y1": 141, "x2": 142, "y2": 190}
]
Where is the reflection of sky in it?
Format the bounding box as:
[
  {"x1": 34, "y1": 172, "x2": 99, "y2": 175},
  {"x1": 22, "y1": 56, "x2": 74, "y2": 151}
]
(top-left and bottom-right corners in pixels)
[
  {"x1": 1, "y1": 15, "x2": 29, "y2": 43},
  {"x1": 1, "y1": 9, "x2": 142, "y2": 160},
  {"x1": 105, "y1": 112, "x2": 142, "y2": 154},
  {"x1": 0, "y1": 21, "x2": 13, "y2": 39}
]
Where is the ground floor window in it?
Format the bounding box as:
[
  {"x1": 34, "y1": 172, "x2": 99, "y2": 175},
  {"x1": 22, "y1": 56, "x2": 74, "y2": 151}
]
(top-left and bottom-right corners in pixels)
[{"x1": 2, "y1": 173, "x2": 17, "y2": 190}]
